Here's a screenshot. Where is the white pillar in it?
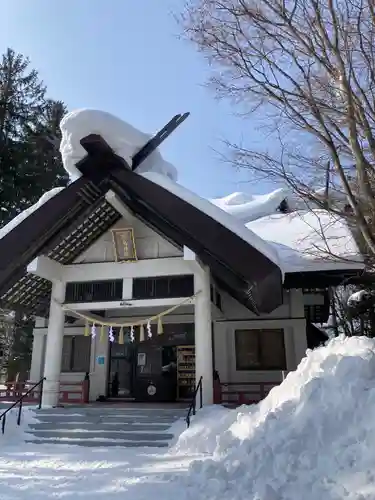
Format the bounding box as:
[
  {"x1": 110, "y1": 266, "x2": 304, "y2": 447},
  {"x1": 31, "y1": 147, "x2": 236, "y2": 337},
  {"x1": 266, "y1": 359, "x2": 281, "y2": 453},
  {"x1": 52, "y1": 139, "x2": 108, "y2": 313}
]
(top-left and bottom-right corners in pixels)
[
  {"x1": 41, "y1": 280, "x2": 66, "y2": 408},
  {"x1": 194, "y1": 265, "x2": 213, "y2": 405},
  {"x1": 29, "y1": 333, "x2": 45, "y2": 382}
]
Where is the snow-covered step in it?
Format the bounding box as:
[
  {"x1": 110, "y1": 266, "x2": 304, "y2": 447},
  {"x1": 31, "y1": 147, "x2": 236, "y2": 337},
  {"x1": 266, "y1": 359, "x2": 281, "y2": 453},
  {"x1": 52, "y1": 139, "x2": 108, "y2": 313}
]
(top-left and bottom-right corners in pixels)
[
  {"x1": 28, "y1": 421, "x2": 172, "y2": 431},
  {"x1": 26, "y1": 405, "x2": 186, "y2": 448},
  {"x1": 26, "y1": 438, "x2": 170, "y2": 448},
  {"x1": 27, "y1": 429, "x2": 174, "y2": 441}
]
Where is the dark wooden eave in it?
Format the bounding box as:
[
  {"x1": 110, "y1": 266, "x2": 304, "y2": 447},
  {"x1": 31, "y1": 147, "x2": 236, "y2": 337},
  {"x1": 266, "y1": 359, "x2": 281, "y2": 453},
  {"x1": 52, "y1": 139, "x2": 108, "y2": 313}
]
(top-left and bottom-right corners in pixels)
[
  {"x1": 77, "y1": 135, "x2": 284, "y2": 314},
  {"x1": 0, "y1": 134, "x2": 285, "y2": 316},
  {"x1": 284, "y1": 268, "x2": 363, "y2": 289},
  {"x1": 0, "y1": 176, "x2": 121, "y2": 315}
]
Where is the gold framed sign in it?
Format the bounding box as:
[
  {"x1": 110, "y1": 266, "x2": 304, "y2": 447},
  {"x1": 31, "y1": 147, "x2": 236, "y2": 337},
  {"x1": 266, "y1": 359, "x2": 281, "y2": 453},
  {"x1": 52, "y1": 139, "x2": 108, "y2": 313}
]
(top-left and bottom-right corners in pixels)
[{"x1": 111, "y1": 228, "x2": 137, "y2": 262}]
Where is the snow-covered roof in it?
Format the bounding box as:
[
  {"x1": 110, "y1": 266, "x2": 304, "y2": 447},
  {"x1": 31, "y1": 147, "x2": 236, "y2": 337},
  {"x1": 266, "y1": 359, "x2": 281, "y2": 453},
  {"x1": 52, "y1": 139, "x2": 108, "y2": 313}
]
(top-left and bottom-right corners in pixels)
[
  {"x1": 0, "y1": 109, "x2": 363, "y2": 277},
  {"x1": 246, "y1": 210, "x2": 363, "y2": 273}
]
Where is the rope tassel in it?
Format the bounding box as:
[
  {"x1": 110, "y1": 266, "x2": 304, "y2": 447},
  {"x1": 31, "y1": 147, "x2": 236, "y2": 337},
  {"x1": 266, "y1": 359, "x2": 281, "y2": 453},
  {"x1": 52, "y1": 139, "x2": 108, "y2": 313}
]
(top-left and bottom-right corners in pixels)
[
  {"x1": 118, "y1": 327, "x2": 125, "y2": 345},
  {"x1": 139, "y1": 324, "x2": 145, "y2": 342},
  {"x1": 157, "y1": 317, "x2": 163, "y2": 335}
]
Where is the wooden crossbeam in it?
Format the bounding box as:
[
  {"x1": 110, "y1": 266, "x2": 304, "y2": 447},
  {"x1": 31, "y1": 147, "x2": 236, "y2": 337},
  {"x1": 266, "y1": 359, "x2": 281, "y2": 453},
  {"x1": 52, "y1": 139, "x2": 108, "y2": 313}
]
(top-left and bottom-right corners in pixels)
[{"x1": 131, "y1": 112, "x2": 190, "y2": 171}]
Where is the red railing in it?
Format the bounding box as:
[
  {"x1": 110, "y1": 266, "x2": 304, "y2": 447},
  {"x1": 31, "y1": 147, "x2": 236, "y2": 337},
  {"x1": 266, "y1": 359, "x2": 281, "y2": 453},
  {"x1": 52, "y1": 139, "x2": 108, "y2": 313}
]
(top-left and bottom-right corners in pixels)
[
  {"x1": 0, "y1": 379, "x2": 89, "y2": 405},
  {"x1": 214, "y1": 381, "x2": 281, "y2": 407}
]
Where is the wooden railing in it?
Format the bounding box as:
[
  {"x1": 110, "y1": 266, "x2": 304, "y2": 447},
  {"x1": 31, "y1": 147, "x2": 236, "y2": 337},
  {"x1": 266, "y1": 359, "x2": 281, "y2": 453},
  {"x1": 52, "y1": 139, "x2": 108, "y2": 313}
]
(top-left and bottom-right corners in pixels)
[
  {"x1": 0, "y1": 378, "x2": 90, "y2": 405},
  {"x1": 215, "y1": 381, "x2": 281, "y2": 407}
]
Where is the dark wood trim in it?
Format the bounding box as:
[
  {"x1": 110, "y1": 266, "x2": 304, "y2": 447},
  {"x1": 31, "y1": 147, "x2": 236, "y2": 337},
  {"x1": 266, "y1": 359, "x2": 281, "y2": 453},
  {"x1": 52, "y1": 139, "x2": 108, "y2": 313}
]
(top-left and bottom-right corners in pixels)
[
  {"x1": 234, "y1": 328, "x2": 287, "y2": 371},
  {"x1": 77, "y1": 136, "x2": 284, "y2": 314},
  {"x1": 284, "y1": 269, "x2": 363, "y2": 289}
]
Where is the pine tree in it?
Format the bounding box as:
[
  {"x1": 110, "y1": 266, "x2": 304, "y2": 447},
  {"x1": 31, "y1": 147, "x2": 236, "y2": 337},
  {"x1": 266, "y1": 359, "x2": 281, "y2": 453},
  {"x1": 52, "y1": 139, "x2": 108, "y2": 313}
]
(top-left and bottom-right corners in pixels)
[
  {"x1": 0, "y1": 48, "x2": 68, "y2": 227},
  {"x1": 0, "y1": 48, "x2": 69, "y2": 381}
]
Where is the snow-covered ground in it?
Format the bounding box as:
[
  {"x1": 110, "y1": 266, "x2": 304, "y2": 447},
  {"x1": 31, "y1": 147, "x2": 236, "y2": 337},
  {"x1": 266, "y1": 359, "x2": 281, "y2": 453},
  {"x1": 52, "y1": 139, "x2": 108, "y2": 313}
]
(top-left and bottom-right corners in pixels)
[{"x1": 2, "y1": 336, "x2": 375, "y2": 499}]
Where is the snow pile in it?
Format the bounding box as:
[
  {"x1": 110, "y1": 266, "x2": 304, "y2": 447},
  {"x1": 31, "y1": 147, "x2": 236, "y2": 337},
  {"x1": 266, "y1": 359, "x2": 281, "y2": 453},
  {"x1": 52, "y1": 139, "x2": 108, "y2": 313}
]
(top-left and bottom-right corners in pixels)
[
  {"x1": 60, "y1": 109, "x2": 178, "y2": 182},
  {"x1": 0, "y1": 405, "x2": 38, "y2": 447},
  {"x1": 348, "y1": 290, "x2": 371, "y2": 307},
  {"x1": 174, "y1": 336, "x2": 375, "y2": 500},
  {"x1": 210, "y1": 188, "x2": 289, "y2": 224},
  {"x1": 0, "y1": 187, "x2": 63, "y2": 240}
]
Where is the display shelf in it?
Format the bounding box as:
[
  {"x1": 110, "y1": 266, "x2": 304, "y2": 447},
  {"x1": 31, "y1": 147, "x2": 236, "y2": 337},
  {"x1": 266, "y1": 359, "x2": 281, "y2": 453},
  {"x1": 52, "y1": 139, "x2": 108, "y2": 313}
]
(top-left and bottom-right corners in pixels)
[{"x1": 177, "y1": 345, "x2": 196, "y2": 400}]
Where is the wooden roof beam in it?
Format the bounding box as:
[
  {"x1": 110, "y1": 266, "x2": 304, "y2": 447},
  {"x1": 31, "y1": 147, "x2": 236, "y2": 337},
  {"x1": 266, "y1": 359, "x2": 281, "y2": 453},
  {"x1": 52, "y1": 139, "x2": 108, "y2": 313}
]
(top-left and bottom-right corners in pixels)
[{"x1": 27, "y1": 256, "x2": 64, "y2": 283}]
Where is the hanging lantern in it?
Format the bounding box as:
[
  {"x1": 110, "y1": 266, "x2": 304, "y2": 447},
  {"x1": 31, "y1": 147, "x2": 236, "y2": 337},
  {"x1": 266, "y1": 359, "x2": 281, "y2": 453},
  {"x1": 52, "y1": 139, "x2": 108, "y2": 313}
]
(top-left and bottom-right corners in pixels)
[
  {"x1": 139, "y1": 324, "x2": 145, "y2": 342},
  {"x1": 100, "y1": 324, "x2": 105, "y2": 342}
]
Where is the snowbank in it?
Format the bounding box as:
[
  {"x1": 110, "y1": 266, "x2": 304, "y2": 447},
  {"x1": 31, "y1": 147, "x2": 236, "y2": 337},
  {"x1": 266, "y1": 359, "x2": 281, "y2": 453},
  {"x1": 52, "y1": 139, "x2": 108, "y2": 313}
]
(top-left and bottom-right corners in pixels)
[
  {"x1": 174, "y1": 336, "x2": 375, "y2": 499},
  {"x1": 0, "y1": 406, "x2": 38, "y2": 447},
  {"x1": 60, "y1": 109, "x2": 178, "y2": 181},
  {"x1": 0, "y1": 188, "x2": 63, "y2": 240}
]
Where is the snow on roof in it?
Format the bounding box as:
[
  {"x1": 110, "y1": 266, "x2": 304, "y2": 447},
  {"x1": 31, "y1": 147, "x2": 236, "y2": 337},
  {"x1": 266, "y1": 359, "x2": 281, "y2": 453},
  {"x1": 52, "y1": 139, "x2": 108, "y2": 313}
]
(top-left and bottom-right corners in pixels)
[
  {"x1": 246, "y1": 209, "x2": 363, "y2": 273},
  {"x1": 210, "y1": 188, "x2": 288, "y2": 223},
  {"x1": 0, "y1": 108, "x2": 363, "y2": 277},
  {"x1": 0, "y1": 187, "x2": 64, "y2": 240},
  {"x1": 140, "y1": 172, "x2": 282, "y2": 271},
  {"x1": 60, "y1": 109, "x2": 178, "y2": 182}
]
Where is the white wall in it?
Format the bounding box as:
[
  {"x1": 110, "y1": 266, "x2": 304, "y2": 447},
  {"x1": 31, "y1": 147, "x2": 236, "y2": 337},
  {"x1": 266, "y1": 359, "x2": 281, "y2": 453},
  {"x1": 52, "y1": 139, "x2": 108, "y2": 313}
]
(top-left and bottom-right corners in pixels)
[
  {"x1": 30, "y1": 283, "x2": 309, "y2": 401},
  {"x1": 212, "y1": 288, "x2": 308, "y2": 385},
  {"x1": 74, "y1": 216, "x2": 182, "y2": 264}
]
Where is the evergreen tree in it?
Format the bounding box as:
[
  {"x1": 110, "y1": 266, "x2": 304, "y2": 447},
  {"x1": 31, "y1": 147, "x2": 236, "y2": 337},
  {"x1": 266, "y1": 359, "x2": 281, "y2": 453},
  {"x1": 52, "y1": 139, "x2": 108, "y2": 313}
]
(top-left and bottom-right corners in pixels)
[
  {"x1": 0, "y1": 48, "x2": 68, "y2": 227},
  {"x1": 0, "y1": 48, "x2": 69, "y2": 381}
]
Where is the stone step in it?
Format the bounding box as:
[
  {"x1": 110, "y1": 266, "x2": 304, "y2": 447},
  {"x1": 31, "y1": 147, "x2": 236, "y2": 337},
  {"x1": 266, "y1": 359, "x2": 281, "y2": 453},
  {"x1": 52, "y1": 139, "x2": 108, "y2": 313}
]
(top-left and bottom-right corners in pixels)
[
  {"x1": 28, "y1": 421, "x2": 172, "y2": 431},
  {"x1": 27, "y1": 429, "x2": 174, "y2": 441},
  {"x1": 25, "y1": 439, "x2": 169, "y2": 448},
  {"x1": 34, "y1": 415, "x2": 182, "y2": 424},
  {"x1": 36, "y1": 407, "x2": 186, "y2": 414},
  {"x1": 26, "y1": 405, "x2": 186, "y2": 448}
]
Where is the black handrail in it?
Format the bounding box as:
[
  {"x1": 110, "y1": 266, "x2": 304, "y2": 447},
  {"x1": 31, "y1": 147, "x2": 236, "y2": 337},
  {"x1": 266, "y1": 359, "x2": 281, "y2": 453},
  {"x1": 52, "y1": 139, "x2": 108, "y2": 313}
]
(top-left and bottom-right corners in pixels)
[
  {"x1": 0, "y1": 377, "x2": 45, "y2": 434},
  {"x1": 186, "y1": 376, "x2": 203, "y2": 428}
]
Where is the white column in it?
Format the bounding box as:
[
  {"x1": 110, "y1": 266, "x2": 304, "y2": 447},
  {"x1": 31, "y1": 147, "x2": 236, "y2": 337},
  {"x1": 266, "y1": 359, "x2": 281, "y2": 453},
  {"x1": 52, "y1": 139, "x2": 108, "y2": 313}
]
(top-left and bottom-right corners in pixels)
[
  {"x1": 29, "y1": 333, "x2": 45, "y2": 382},
  {"x1": 41, "y1": 280, "x2": 66, "y2": 408},
  {"x1": 194, "y1": 265, "x2": 213, "y2": 405}
]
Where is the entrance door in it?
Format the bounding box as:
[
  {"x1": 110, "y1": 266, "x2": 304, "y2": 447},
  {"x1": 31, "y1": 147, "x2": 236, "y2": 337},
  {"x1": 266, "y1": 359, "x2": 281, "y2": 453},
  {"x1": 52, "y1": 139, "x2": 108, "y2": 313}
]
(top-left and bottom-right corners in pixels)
[{"x1": 108, "y1": 342, "x2": 135, "y2": 398}]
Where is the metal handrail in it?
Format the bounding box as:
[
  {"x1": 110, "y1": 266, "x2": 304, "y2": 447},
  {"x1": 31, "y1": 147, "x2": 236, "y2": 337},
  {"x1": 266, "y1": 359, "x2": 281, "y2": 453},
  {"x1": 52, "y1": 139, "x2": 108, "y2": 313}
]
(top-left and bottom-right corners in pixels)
[
  {"x1": 186, "y1": 376, "x2": 203, "y2": 428},
  {"x1": 0, "y1": 377, "x2": 45, "y2": 434}
]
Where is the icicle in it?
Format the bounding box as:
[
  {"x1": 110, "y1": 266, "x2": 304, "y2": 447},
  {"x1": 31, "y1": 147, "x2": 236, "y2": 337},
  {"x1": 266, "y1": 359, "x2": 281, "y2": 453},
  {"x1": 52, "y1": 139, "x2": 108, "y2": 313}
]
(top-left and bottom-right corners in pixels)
[
  {"x1": 147, "y1": 320, "x2": 152, "y2": 339},
  {"x1": 118, "y1": 327, "x2": 124, "y2": 345},
  {"x1": 100, "y1": 324, "x2": 105, "y2": 342},
  {"x1": 84, "y1": 321, "x2": 90, "y2": 337},
  {"x1": 108, "y1": 326, "x2": 115, "y2": 343},
  {"x1": 91, "y1": 323, "x2": 97, "y2": 339},
  {"x1": 139, "y1": 324, "x2": 145, "y2": 342},
  {"x1": 130, "y1": 325, "x2": 135, "y2": 343},
  {"x1": 157, "y1": 316, "x2": 164, "y2": 335}
]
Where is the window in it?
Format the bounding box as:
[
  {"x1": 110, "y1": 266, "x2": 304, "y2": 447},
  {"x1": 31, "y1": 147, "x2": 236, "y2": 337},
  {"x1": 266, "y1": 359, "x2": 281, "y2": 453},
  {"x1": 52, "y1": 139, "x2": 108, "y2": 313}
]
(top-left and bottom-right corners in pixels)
[
  {"x1": 235, "y1": 329, "x2": 286, "y2": 370},
  {"x1": 65, "y1": 280, "x2": 123, "y2": 303},
  {"x1": 61, "y1": 336, "x2": 91, "y2": 372},
  {"x1": 132, "y1": 276, "x2": 194, "y2": 299}
]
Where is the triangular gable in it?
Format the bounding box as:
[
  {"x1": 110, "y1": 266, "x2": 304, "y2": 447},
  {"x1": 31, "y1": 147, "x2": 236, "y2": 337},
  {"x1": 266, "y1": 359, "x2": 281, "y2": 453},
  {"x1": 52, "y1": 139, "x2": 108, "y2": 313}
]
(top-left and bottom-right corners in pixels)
[
  {"x1": 0, "y1": 178, "x2": 121, "y2": 313},
  {"x1": 0, "y1": 134, "x2": 285, "y2": 315},
  {"x1": 77, "y1": 134, "x2": 284, "y2": 314}
]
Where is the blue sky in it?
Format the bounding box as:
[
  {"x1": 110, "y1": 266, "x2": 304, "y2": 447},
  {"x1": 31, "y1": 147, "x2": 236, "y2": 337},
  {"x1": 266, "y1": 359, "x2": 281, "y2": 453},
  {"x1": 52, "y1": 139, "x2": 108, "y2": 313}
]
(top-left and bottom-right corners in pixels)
[{"x1": 0, "y1": 0, "x2": 270, "y2": 198}]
